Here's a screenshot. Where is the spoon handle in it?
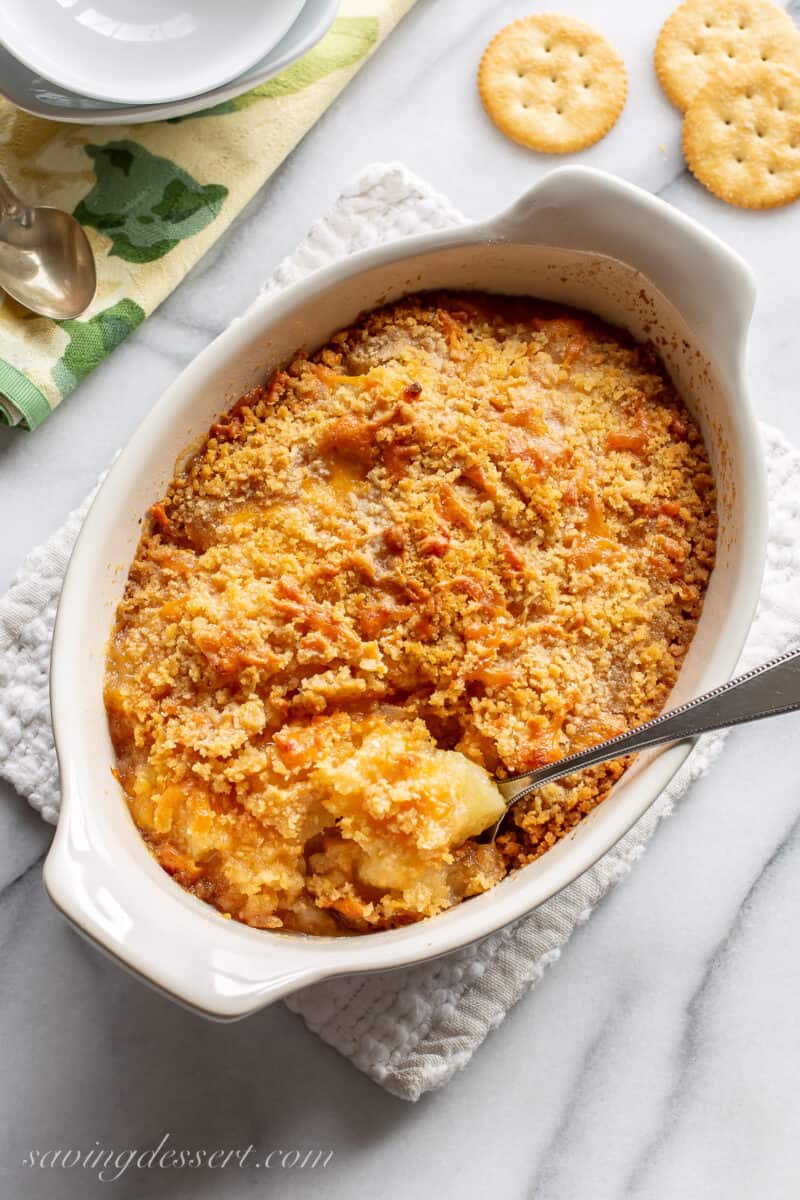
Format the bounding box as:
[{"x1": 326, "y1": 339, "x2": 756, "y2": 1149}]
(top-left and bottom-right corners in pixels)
[
  {"x1": 498, "y1": 647, "x2": 800, "y2": 805},
  {"x1": 0, "y1": 171, "x2": 25, "y2": 221}
]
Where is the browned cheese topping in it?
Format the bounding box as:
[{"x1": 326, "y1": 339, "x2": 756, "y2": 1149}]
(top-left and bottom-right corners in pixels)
[{"x1": 105, "y1": 293, "x2": 717, "y2": 935}]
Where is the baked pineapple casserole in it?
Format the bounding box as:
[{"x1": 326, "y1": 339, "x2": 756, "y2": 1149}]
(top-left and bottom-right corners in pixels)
[{"x1": 105, "y1": 292, "x2": 717, "y2": 935}]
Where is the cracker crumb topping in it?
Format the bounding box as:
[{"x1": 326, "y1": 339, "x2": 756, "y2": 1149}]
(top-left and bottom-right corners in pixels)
[{"x1": 105, "y1": 292, "x2": 716, "y2": 935}]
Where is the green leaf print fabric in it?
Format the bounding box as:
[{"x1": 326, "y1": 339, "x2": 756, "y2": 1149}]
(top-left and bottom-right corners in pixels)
[
  {"x1": 52, "y1": 300, "x2": 146, "y2": 395},
  {"x1": 0, "y1": 5, "x2": 417, "y2": 429},
  {"x1": 74, "y1": 143, "x2": 228, "y2": 263}
]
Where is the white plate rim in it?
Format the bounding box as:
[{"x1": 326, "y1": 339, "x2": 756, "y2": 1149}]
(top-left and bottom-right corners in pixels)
[
  {"x1": 0, "y1": 0, "x2": 306, "y2": 106},
  {"x1": 0, "y1": 0, "x2": 338, "y2": 124}
]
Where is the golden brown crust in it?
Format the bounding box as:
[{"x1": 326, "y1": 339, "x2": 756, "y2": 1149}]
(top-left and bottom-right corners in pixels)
[
  {"x1": 683, "y1": 63, "x2": 800, "y2": 208},
  {"x1": 478, "y1": 14, "x2": 627, "y2": 153},
  {"x1": 105, "y1": 292, "x2": 717, "y2": 935},
  {"x1": 655, "y1": 0, "x2": 800, "y2": 112}
]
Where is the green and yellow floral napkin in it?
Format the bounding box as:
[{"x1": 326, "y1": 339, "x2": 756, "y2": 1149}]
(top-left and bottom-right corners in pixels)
[{"x1": 0, "y1": 0, "x2": 417, "y2": 429}]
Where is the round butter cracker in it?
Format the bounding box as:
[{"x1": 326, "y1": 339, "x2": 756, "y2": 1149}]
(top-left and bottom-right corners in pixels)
[
  {"x1": 683, "y1": 62, "x2": 800, "y2": 207},
  {"x1": 478, "y1": 14, "x2": 627, "y2": 153},
  {"x1": 655, "y1": 0, "x2": 800, "y2": 111}
]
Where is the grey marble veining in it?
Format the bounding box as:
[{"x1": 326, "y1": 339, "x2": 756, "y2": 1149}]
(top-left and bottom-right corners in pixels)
[{"x1": 1, "y1": 1, "x2": 800, "y2": 1196}]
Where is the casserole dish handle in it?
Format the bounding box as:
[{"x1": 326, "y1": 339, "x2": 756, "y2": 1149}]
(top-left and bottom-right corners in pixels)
[
  {"x1": 43, "y1": 792, "x2": 326, "y2": 1019},
  {"x1": 490, "y1": 166, "x2": 755, "y2": 374}
]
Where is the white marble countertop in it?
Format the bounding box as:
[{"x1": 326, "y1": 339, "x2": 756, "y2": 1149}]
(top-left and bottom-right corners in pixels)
[{"x1": 2, "y1": 1, "x2": 800, "y2": 1196}]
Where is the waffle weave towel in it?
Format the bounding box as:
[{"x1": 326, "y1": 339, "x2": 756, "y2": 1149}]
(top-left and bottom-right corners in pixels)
[{"x1": 2, "y1": 163, "x2": 799, "y2": 1100}]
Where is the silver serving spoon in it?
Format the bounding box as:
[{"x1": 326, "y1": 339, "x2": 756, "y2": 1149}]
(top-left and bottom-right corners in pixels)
[
  {"x1": 488, "y1": 647, "x2": 800, "y2": 839},
  {"x1": 0, "y1": 170, "x2": 96, "y2": 319}
]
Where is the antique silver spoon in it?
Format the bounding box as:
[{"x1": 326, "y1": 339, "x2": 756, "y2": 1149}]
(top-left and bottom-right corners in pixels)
[
  {"x1": 0, "y1": 170, "x2": 95, "y2": 319},
  {"x1": 488, "y1": 647, "x2": 800, "y2": 838}
]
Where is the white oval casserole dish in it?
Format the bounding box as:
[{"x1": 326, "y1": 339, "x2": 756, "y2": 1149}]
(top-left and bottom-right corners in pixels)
[{"x1": 46, "y1": 168, "x2": 767, "y2": 1018}]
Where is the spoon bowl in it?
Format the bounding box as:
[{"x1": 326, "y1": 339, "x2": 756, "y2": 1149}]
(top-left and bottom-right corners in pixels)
[{"x1": 0, "y1": 175, "x2": 96, "y2": 320}]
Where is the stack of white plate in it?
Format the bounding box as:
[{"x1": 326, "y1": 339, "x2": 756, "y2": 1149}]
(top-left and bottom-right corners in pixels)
[{"x1": 0, "y1": 0, "x2": 338, "y2": 124}]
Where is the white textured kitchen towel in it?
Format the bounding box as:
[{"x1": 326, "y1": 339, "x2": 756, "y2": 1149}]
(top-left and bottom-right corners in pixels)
[{"x1": 1, "y1": 163, "x2": 799, "y2": 1101}]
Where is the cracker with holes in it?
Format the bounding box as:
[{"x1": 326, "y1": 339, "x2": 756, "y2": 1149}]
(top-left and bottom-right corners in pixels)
[
  {"x1": 655, "y1": 0, "x2": 800, "y2": 112},
  {"x1": 683, "y1": 62, "x2": 800, "y2": 207},
  {"x1": 478, "y1": 14, "x2": 627, "y2": 153}
]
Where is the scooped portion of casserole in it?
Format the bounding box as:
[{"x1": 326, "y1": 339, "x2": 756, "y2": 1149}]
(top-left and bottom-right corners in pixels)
[{"x1": 104, "y1": 292, "x2": 717, "y2": 934}]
